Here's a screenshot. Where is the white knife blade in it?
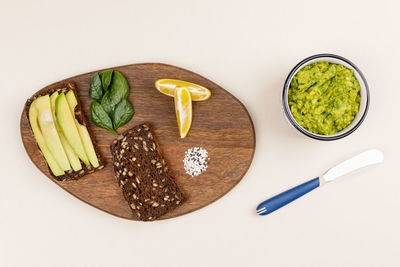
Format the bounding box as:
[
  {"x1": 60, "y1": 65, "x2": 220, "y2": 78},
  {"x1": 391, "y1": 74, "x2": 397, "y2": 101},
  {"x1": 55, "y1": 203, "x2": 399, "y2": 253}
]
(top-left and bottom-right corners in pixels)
[{"x1": 322, "y1": 149, "x2": 383, "y2": 182}]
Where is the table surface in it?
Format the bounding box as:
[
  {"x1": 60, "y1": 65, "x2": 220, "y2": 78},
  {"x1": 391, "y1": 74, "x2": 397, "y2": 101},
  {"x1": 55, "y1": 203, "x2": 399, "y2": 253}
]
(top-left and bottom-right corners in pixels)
[{"x1": 1, "y1": 1, "x2": 399, "y2": 266}]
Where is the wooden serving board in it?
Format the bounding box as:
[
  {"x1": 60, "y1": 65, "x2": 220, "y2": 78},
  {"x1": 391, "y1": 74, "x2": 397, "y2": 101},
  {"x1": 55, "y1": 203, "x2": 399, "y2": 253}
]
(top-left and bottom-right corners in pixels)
[{"x1": 20, "y1": 63, "x2": 255, "y2": 220}]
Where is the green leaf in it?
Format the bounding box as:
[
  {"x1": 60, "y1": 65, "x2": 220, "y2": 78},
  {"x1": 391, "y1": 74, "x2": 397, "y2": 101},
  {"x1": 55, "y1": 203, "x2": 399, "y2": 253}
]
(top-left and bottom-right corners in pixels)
[
  {"x1": 90, "y1": 102, "x2": 118, "y2": 134},
  {"x1": 89, "y1": 73, "x2": 103, "y2": 100},
  {"x1": 100, "y1": 70, "x2": 113, "y2": 91},
  {"x1": 112, "y1": 99, "x2": 135, "y2": 129},
  {"x1": 109, "y1": 71, "x2": 130, "y2": 107},
  {"x1": 100, "y1": 90, "x2": 113, "y2": 116}
]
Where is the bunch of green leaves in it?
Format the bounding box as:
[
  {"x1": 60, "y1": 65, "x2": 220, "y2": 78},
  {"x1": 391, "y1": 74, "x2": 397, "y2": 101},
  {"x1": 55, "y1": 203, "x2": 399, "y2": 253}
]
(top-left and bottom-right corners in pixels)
[{"x1": 89, "y1": 70, "x2": 135, "y2": 134}]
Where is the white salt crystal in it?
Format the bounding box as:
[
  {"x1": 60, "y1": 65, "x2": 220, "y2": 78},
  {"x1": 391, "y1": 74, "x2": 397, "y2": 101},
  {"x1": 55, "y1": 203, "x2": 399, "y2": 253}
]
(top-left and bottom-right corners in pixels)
[{"x1": 183, "y1": 147, "x2": 209, "y2": 177}]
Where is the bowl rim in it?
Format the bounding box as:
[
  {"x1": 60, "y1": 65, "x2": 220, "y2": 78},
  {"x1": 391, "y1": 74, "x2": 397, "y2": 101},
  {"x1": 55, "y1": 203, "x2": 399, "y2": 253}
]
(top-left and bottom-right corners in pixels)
[{"x1": 282, "y1": 53, "x2": 370, "y2": 141}]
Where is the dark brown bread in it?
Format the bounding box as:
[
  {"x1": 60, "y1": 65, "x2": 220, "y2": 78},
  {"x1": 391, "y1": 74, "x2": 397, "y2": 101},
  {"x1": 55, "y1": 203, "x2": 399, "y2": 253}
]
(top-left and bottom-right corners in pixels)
[
  {"x1": 25, "y1": 82, "x2": 104, "y2": 181},
  {"x1": 110, "y1": 123, "x2": 185, "y2": 221}
]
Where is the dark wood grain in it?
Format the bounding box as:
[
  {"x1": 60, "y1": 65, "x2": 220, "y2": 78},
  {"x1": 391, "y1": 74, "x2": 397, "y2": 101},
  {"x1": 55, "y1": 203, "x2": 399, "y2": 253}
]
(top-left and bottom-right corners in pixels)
[{"x1": 20, "y1": 63, "x2": 256, "y2": 220}]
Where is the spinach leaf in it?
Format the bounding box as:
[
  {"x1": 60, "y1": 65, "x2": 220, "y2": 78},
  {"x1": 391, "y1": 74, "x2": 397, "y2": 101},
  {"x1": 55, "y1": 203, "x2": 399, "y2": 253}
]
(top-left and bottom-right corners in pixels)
[
  {"x1": 112, "y1": 99, "x2": 135, "y2": 129},
  {"x1": 89, "y1": 70, "x2": 134, "y2": 133},
  {"x1": 100, "y1": 90, "x2": 113, "y2": 116},
  {"x1": 89, "y1": 73, "x2": 103, "y2": 100},
  {"x1": 100, "y1": 70, "x2": 113, "y2": 91},
  {"x1": 109, "y1": 71, "x2": 130, "y2": 107},
  {"x1": 90, "y1": 102, "x2": 118, "y2": 134}
]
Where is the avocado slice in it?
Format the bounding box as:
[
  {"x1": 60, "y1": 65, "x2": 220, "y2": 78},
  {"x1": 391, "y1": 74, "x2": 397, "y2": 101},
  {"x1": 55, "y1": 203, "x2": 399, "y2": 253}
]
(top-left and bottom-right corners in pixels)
[
  {"x1": 28, "y1": 97, "x2": 65, "y2": 176},
  {"x1": 50, "y1": 92, "x2": 82, "y2": 172},
  {"x1": 55, "y1": 92, "x2": 90, "y2": 166},
  {"x1": 65, "y1": 90, "x2": 99, "y2": 167},
  {"x1": 34, "y1": 95, "x2": 71, "y2": 171}
]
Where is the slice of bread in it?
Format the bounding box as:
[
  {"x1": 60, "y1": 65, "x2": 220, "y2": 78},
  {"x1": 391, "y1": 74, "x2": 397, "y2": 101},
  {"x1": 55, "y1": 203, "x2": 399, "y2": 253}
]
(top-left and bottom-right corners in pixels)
[
  {"x1": 110, "y1": 123, "x2": 185, "y2": 221},
  {"x1": 25, "y1": 82, "x2": 104, "y2": 181}
]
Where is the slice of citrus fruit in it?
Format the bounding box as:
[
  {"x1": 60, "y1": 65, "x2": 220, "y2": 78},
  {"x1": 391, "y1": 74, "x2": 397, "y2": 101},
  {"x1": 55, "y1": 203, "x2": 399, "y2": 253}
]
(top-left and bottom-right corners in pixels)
[
  {"x1": 155, "y1": 79, "x2": 211, "y2": 101},
  {"x1": 174, "y1": 87, "x2": 192, "y2": 138}
]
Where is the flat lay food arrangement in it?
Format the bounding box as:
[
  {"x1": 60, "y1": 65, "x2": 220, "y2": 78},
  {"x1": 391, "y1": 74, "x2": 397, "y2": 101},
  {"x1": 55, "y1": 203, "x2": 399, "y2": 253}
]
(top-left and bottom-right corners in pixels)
[
  {"x1": 21, "y1": 63, "x2": 255, "y2": 220},
  {"x1": 20, "y1": 55, "x2": 382, "y2": 221}
]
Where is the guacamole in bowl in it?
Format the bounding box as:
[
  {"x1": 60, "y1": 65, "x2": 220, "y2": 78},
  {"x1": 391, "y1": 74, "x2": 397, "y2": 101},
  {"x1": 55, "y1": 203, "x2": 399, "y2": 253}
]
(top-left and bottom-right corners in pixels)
[
  {"x1": 283, "y1": 54, "x2": 369, "y2": 141},
  {"x1": 288, "y1": 62, "x2": 361, "y2": 135}
]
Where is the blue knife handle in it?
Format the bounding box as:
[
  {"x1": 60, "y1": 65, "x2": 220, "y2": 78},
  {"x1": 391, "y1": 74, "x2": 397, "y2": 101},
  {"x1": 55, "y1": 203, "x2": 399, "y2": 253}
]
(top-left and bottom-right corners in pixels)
[{"x1": 256, "y1": 177, "x2": 320, "y2": 215}]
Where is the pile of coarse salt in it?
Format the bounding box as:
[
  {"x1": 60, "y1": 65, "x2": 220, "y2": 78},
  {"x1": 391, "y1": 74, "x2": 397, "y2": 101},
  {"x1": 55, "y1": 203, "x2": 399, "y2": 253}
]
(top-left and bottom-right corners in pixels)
[{"x1": 183, "y1": 147, "x2": 209, "y2": 177}]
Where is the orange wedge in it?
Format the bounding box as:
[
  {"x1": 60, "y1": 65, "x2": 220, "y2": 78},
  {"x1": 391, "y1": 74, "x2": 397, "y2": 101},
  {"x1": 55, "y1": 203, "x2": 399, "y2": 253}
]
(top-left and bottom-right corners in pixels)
[
  {"x1": 174, "y1": 87, "x2": 192, "y2": 138},
  {"x1": 155, "y1": 79, "x2": 211, "y2": 101}
]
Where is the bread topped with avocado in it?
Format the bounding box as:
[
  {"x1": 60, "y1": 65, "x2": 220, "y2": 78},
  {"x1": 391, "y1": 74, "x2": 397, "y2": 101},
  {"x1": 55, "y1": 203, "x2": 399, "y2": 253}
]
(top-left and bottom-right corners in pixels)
[{"x1": 25, "y1": 82, "x2": 104, "y2": 181}]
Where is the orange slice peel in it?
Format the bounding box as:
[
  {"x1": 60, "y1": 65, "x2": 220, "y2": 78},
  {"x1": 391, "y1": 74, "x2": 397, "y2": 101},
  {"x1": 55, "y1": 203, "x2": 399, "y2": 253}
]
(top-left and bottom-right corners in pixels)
[
  {"x1": 155, "y1": 79, "x2": 211, "y2": 101},
  {"x1": 174, "y1": 87, "x2": 192, "y2": 138}
]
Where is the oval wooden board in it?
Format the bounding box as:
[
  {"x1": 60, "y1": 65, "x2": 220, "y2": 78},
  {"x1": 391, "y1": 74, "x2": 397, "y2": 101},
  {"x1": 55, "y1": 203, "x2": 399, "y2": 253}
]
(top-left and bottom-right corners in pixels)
[{"x1": 20, "y1": 63, "x2": 255, "y2": 220}]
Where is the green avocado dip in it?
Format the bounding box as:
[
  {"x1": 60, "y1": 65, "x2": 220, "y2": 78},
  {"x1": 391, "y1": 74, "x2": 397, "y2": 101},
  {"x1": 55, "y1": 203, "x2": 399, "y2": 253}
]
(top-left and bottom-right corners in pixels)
[{"x1": 288, "y1": 62, "x2": 361, "y2": 135}]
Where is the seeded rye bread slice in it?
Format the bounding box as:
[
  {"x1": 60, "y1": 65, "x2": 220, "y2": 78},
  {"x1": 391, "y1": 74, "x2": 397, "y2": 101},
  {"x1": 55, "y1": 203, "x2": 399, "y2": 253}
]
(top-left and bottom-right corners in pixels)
[
  {"x1": 25, "y1": 82, "x2": 104, "y2": 181},
  {"x1": 110, "y1": 123, "x2": 185, "y2": 221}
]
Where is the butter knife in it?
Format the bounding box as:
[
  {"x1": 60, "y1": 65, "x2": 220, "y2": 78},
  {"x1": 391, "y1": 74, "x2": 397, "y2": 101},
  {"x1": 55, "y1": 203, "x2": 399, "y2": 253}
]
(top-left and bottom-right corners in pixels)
[{"x1": 256, "y1": 149, "x2": 384, "y2": 216}]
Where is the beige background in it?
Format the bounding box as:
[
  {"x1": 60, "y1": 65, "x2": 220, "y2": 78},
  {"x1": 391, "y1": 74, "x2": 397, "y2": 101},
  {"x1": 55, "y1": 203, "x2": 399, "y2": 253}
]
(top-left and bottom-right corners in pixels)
[{"x1": 1, "y1": 0, "x2": 399, "y2": 266}]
